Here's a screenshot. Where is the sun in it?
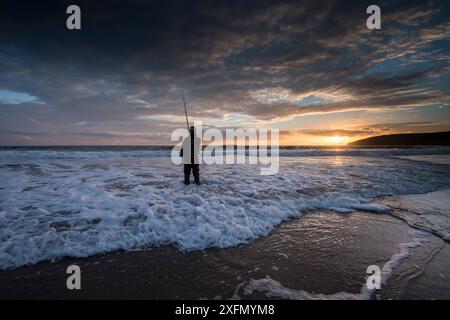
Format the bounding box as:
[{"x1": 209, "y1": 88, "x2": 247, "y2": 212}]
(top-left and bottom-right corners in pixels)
[{"x1": 328, "y1": 135, "x2": 345, "y2": 144}]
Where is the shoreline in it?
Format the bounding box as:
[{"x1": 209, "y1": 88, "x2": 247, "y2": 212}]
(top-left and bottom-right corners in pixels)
[{"x1": 1, "y1": 207, "x2": 448, "y2": 300}]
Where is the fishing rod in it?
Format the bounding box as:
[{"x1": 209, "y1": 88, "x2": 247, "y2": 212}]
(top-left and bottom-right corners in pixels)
[{"x1": 181, "y1": 91, "x2": 190, "y2": 130}]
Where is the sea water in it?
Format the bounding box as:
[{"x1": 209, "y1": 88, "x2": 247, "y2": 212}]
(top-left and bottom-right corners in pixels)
[{"x1": 0, "y1": 146, "x2": 449, "y2": 270}]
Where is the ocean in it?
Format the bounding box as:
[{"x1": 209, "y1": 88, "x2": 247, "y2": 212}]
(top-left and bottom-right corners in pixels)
[{"x1": 0, "y1": 146, "x2": 449, "y2": 272}]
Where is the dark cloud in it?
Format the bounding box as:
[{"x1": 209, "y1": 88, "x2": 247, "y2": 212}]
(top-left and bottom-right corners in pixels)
[
  {"x1": 0, "y1": 0, "x2": 449, "y2": 144},
  {"x1": 290, "y1": 128, "x2": 379, "y2": 137},
  {"x1": 281, "y1": 121, "x2": 450, "y2": 139}
]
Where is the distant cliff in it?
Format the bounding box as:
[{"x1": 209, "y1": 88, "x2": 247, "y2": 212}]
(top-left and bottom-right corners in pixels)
[{"x1": 349, "y1": 131, "x2": 450, "y2": 146}]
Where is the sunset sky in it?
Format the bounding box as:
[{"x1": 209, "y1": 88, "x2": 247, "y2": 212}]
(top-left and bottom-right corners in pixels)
[{"x1": 0, "y1": 0, "x2": 449, "y2": 145}]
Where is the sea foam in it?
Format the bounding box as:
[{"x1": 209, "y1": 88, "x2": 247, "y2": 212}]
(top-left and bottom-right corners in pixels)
[
  {"x1": 241, "y1": 230, "x2": 430, "y2": 300},
  {"x1": 0, "y1": 148, "x2": 449, "y2": 269}
]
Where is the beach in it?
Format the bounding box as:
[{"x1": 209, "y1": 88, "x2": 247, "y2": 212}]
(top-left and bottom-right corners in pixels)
[
  {"x1": 0, "y1": 147, "x2": 450, "y2": 299},
  {"x1": 1, "y1": 208, "x2": 449, "y2": 299}
]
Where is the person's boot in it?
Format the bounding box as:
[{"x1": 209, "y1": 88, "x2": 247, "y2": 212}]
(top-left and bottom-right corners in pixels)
[
  {"x1": 184, "y1": 174, "x2": 190, "y2": 185},
  {"x1": 194, "y1": 175, "x2": 200, "y2": 185}
]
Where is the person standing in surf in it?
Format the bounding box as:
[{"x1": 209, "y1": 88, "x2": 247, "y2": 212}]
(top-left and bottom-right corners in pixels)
[{"x1": 180, "y1": 126, "x2": 201, "y2": 185}]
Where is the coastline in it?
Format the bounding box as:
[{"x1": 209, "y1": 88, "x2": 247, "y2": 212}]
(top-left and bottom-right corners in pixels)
[
  {"x1": 1, "y1": 205, "x2": 448, "y2": 300},
  {"x1": 1, "y1": 149, "x2": 449, "y2": 299}
]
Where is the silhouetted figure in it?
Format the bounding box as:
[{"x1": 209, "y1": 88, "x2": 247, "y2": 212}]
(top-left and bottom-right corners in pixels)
[{"x1": 180, "y1": 126, "x2": 201, "y2": 185}]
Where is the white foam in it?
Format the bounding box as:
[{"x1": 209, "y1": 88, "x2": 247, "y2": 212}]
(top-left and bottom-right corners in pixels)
[
  {"x1": 384, "y1": 189, "x2": 450, "y2": 242},
  {"x1": 328, "y1": 197, "x2": 389, "y2": 213},
  {"x1": 241, "y1": 230, "x2": 429, "y2": 300},
  {"x1": 380, "y1": 230, "x2": 429, "y2": 284},
  {"x1": 400, "y1": 189, "x2": 450, "y2": 212},
  {"x1": 0, "y1": 149, "x2": 449, "y2": 269},
  {"x1": 393, "y1": 155, "x2": 450, "y2": 165},
  {"x1": 244, "y1": 277, "x2": 363, "y2": 300}
]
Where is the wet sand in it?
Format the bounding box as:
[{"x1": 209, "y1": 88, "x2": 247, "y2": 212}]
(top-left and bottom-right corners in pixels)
[{"x1": 1, "y1": 209, "x2": 448, "y2": 300}]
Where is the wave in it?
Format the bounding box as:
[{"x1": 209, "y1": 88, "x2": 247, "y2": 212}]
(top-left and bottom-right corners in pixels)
[
  {"x1": 0, "y1": 146, "x2": 449, "y2": 160},
  {"x1": 0, "y1": 149, "x2": 449, "y2": 269},
  {"x1": 238, "y1": 230, "x2": 430, "y2": 300}
]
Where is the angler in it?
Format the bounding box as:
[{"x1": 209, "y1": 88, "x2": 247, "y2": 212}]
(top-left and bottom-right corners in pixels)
[
  {"x1": 179, "y1": 92, "x2": 201, "y2": 185},
  {"x1": 180, "y1": 125, "x2": 201, "y2": 185}
]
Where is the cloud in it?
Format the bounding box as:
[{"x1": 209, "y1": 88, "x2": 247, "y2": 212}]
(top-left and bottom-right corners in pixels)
[
  {"x1": 0, "y1": 0, "x2": 449, "y2": 144},
  {"x1": 283, "y1": 121, "x2": 449, "y2": 137}
]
